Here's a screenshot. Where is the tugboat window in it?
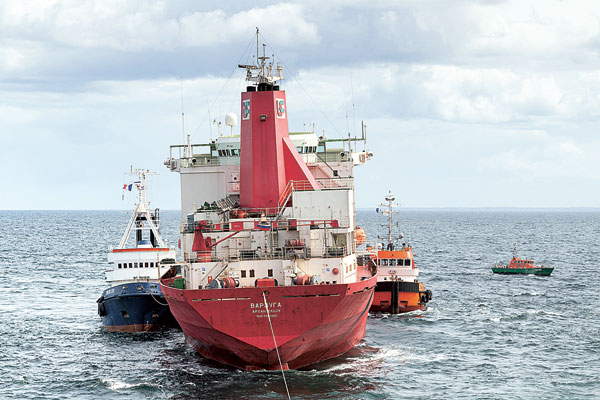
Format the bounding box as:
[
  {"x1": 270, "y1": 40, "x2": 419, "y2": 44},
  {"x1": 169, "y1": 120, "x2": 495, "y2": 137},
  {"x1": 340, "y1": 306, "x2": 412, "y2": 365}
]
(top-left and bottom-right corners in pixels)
[
  {"x1": 134, "y1": 262, "x2": 138, "y2": 268},
  {"x1": 268, "y1": 269, "x2": 273, "y2": 277},
  {"x1": 241, "y1": 270, "x2": 247, "y2": 278},
  {"x1": 129, "y1": 263, "x2": 133, "y2": 268},
  {"x1": 145, "y1": 262, "x2": 149, "y2": 268},
  {"x1": 405, "y1": 259, "x2": 411, "y2": 266},
  {"x1": 118, "y1": 263, "x2": 122, "y2": 269},
  {"x1": 250, "y1": 269, "x2": 255, "y2": 278},
  {"x1": 381, "y1": 259, "x2": 388, "y2": 266},
  {"x1": 389, "y1": 259, "x2": 397, "y2": 266}
]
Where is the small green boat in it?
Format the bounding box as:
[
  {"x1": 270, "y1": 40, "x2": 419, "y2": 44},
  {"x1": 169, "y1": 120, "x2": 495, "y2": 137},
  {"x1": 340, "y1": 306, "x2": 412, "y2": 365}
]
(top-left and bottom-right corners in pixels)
[{"x1": 492, "y1": 248, "x2": 553, "y2": 276}]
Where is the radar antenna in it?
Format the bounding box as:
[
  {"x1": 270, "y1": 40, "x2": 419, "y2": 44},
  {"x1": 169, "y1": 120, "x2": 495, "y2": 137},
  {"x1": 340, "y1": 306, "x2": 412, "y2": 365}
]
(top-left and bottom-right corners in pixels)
[{"x1": 238, "y1": 28, "x2": 284, "y2": 88}]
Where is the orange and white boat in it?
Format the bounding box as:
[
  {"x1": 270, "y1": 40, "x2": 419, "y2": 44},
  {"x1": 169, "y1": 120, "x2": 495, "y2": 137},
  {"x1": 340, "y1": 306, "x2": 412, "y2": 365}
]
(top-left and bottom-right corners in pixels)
[{"x1": 357, "y1": 192, "x2": 432, "y2": 314}]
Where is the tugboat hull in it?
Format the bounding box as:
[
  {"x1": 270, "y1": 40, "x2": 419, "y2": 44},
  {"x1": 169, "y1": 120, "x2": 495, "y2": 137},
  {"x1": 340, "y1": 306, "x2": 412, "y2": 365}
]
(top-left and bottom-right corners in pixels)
[
  {"x1": 370, "y1": 281, "x2": 430, "y2": 313},
  {"x1": 98, "y1": 282, "x2": 178, "y2": 332},
  {"x1": 161, "y1": 276, "x2": 376, "y2": 370}
]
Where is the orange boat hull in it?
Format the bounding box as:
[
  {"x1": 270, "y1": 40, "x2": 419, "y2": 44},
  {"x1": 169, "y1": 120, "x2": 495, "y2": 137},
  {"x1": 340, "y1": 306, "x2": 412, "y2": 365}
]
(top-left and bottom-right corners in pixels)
[{"x1": 370, "y1": 281, "x2": 428, "y2": 314}]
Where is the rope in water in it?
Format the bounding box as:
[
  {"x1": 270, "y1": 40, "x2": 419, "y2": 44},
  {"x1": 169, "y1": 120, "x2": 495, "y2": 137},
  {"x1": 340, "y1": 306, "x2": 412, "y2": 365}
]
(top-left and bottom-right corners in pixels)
[{"x1": 262, "y1": 291, "x2": 291, "y2": 400}]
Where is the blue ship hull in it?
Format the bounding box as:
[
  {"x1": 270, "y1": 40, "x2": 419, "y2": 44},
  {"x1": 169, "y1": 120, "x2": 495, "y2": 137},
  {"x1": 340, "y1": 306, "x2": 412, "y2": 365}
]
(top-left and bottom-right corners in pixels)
[{"x1": 97, "y1": 281, "x2": 178, "y2": 332}]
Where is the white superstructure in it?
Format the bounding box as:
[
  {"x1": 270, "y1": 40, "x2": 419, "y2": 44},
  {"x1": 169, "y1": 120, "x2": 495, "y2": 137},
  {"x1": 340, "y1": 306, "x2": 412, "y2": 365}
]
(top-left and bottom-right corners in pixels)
[
  {"x1": 165, "y1": 129, "x2": 373, "y2": 290},
  {"x1": 104, "y1": 169, "x2": 177, "y2": 286}
]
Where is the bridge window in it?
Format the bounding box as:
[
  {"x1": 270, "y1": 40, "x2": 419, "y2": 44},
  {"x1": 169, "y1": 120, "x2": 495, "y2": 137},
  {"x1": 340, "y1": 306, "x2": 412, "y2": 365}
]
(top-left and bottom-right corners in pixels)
[
  {"x1": 144, "y1": 262, "x2": 149, "y2": 268},
  {"x1": 134, "y1": 262, "x2": 138, "y2": 268},
  {"x1": 380, "y1": 259, "x2": 388, "y2": 266},
  {"x1": 118, "y1": 263, "x2": 122, "y2": 269},
  {"x1": 249, "y1": 269, "x2": 255, "y2": 278},
  {"x1": 404, "y1": 259, "x2": 411, "y2": 266},
  {"x1": 268, "y1": 269, "x2": 273, "y2": 277},
  {"x1": 296, "y1": 146, "x2": 303, "y2": 153},
  {"x1": 129, "y1": 263, "x2": 133, "y2": 268},
  {"x1": 389, "y1": 259, "x2": 397, "y2": 266},
  {"x1": 241, "y1": 270, "x2": 247, "y2": 278}
]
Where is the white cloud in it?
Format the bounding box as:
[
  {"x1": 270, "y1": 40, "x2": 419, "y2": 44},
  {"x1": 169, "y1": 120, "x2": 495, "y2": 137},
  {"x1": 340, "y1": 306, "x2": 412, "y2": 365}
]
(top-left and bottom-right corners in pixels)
[
  {"x1": 465, "y1": 0, "x2": 600, "y2": 57},
  {"x1": 479, "y1": 129, "x2": 587, "y2": 179},
  {"x1": 284, "y1": 63, "x2": 600, "y2": 125},
  {"x1": 2, "y1": 0, "x2": 600, "y2": 208},
  {"x1": 0, "y1": 1, "x2": 318, "y2": 51}
]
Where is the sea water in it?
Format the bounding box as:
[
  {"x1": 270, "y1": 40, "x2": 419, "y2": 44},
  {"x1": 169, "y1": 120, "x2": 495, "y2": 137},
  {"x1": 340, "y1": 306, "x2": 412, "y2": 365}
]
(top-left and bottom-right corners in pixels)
[{"x1": 0, "y1": 210, "x2": 598, "y2": 399}]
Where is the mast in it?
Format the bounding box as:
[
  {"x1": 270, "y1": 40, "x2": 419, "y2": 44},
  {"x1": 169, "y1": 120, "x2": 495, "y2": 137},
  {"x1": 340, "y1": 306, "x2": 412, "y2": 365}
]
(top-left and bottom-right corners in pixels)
[
  {"x1": 378, "y1": 190, "x2": 400, "y2": 250},
  {"x1": 117, "y1": 168, "x2": 165, "y2": 249}
]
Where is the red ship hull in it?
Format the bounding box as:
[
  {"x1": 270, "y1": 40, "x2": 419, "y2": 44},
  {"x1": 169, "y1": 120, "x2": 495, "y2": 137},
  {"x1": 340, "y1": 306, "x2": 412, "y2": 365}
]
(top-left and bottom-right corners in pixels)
[{"x1": 161, "y1": 276, "x2": 376, "y2": 370}]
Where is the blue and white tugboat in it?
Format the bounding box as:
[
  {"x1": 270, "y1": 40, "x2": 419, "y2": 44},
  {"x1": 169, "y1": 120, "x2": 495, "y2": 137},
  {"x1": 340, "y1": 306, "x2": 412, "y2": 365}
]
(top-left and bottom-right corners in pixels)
[{"x1": 97, "y1": 169, "x2": 178, "y2": 332}]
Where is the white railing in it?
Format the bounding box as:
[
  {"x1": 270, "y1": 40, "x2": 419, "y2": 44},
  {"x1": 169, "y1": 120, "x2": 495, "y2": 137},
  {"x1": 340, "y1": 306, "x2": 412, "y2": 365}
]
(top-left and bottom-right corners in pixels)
[{"x1": 188, "y1": 245, "x2": 351, "y2": 263}]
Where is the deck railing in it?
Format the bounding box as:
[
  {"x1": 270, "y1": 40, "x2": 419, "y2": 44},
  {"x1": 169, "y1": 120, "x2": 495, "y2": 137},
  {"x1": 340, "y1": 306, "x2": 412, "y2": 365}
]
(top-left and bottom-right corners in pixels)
[{"x1": 186, "y1": 245, "x2": 351, "y2": 263}]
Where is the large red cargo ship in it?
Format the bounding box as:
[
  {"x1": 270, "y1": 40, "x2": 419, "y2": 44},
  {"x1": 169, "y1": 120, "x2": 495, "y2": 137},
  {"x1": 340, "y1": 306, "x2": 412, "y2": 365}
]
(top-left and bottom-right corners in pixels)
[{"x1": 160, "y1": 32, "x2": 376, "y2": 370}]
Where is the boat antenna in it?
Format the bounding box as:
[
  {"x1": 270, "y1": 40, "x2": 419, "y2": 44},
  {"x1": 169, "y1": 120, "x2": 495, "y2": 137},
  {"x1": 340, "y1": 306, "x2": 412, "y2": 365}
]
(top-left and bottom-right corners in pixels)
[
  {"x1": 256, "y1": 27, "x2": 260, "y2": 65},
  {"x1": 181, "y1": 79, "x2": 185, "y2": 146},
  {"x1": 362, "y1": 121, "x2": 366, "y2": 151},
  {"x1": 351, "y1": 71, "x2": 356, "y2": 136},
  {"x1": 513, "y1": 242, "x2": 518, "y2": 259},
  {"x1": 207, "y1": 99, "x2": 213, "y2": 141}
]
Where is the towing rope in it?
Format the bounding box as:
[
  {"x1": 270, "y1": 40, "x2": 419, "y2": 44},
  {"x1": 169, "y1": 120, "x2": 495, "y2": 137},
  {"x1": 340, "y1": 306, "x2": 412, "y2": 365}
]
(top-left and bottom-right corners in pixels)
[
  {"x1": 143, "y1": 286, "x2": 170, "y2": 306},
  {"x1": 262, "y1": 291, "x2": 291, "y2": 400}
]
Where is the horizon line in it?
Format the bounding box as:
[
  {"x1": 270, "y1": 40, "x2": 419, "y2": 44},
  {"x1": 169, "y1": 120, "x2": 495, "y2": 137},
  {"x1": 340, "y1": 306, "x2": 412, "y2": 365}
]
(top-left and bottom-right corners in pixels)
[{"x1": 2, "y1": 207, "x2": 600, "y2": 212}]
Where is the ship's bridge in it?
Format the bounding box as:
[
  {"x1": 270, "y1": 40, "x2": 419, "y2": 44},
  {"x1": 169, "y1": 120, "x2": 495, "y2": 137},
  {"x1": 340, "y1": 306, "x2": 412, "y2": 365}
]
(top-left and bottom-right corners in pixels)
[{"x1": 166, "y1": 131, "x2": 372, "y2": 219}]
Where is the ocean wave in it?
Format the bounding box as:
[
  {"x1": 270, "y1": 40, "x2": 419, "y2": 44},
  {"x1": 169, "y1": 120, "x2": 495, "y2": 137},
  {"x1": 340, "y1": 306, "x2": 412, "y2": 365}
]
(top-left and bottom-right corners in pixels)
[{"x1": 101, "y1": 378, "x2": 159, "y2": 391}]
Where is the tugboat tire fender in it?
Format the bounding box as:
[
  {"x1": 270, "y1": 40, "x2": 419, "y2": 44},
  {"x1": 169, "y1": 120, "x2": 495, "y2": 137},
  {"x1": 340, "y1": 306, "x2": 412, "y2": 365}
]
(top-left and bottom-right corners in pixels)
[{"x1": 97, "y1": 297, "x2": 107, "y2": 316}]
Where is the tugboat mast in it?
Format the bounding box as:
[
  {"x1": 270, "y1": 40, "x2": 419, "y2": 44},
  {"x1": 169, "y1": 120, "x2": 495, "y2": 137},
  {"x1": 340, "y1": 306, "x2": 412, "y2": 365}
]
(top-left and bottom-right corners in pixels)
[
  {"x1": 378, "y1": 190, "x2": 401, "y2": 250},
  {"x1": 385, "y1": 192, "x2": 395, "y2": 245},
  {"x1": 117, "y1": 168, "x2": 164, "y2": 249}
]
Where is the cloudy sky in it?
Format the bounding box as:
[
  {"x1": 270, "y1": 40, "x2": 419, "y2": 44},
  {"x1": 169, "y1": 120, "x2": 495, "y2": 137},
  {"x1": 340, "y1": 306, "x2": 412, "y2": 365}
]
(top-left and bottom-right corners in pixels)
[{"x1": 1, "y1": 0, "x2": 600, "y2": 210}]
